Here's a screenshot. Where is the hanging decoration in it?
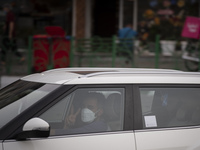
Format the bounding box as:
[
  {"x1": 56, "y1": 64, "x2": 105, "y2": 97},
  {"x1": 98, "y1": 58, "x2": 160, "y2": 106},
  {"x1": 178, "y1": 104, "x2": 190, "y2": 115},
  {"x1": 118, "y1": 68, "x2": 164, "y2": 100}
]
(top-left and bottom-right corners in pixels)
[{"x1": 177, "y1": 0, "x2": 185, "y2": 7}]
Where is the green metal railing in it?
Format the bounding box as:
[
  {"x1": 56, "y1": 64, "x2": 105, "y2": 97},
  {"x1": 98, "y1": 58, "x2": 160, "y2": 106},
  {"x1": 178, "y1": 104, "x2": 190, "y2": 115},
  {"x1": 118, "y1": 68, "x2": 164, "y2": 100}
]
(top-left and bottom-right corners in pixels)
[
  {"x1": 26, "y1": 35, "x2": 200, "y2": 72},
  {"x1": 155, "y1": 35, "x2": 160, "y2": 68},
  {"x1": 28, "y1": 36, "x2": 33, "y2": 74},
  {"x1": 70, "y1": 36, "x2": 135, "y2": 67},
  {"x1": 2, "y1": 34, "x2": 197, "y2": 75}
]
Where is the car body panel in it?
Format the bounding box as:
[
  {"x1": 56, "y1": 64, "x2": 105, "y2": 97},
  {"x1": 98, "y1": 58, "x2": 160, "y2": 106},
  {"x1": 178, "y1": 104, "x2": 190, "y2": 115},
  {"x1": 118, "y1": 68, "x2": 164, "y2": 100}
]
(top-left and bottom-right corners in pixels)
[
  {"x1": 1, "y1": 68, "x2": 200, "y2": 150},
  {"x1": 135, "y1": 128, "x2": 200, "y2": 150},
  {"x1": 0, "y1": 143, "x2": 2, "y2": 150},
  {"x1": 65, "y1": 75, "x2": 200, "y2": 85},
  {"x1": 3, "y1": 132, "x2": 136, "y2": 150},
  {"x1": 20, "y1": 68, "x2": 200, "y2": 85}
]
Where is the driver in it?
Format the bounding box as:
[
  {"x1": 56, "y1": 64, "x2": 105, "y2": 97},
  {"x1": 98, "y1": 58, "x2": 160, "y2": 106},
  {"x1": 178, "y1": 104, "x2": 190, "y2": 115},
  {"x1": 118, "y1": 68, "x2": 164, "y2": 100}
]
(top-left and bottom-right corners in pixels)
[{"x1": 56, "y1": 93, "x2": 108, "y2": 135}]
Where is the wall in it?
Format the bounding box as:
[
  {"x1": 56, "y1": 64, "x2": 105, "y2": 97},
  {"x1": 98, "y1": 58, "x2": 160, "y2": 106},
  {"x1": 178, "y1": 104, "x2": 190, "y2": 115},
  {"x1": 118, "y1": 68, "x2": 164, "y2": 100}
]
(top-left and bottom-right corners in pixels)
[{"x1": 75, "y1": 0, "x2": 86, "y2": 38}]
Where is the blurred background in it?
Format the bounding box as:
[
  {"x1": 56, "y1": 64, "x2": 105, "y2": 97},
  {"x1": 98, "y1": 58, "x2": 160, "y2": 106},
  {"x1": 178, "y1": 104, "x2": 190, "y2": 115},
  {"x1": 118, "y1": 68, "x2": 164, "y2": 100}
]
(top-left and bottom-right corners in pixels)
[{"x1": 0, "y1": 0, "x2": 200, "y2": 87}]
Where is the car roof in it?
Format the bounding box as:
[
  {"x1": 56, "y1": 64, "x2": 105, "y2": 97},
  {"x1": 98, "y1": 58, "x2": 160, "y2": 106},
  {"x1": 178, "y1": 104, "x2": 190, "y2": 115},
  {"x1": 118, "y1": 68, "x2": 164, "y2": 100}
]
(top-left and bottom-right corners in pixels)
[{"x1": 21, "y1": 67, "x2": 200, "y2": 85}]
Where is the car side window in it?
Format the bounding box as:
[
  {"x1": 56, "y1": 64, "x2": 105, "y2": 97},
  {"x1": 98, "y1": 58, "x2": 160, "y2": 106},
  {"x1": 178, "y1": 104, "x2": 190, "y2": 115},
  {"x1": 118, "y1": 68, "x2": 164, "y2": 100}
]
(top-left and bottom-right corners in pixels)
[
  {"x1": 140, "y1": 87, "x2": 200, "y2": 128},
  {"x1": 40, "y1": 88, "x2": 125, "y2": 136}
]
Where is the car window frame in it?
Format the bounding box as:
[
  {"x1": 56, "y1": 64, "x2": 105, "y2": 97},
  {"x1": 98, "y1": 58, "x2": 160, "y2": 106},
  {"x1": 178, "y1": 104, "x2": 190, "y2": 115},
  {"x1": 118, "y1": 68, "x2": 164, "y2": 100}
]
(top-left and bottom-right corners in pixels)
[
  {"x1": 135, "y1": 84, "x2": 200, "y2": 130},
  {"x1": 40, "y1": 84, "x2": 133, "y2": 136},
  {"x1": 5, "y1": 84, "x2": 133, "y2": 139},
  {"x1": 40, "y1": 86, "x2": 129, "y2": 135},
  {"x1": 0, "y1": 84, "x2": 73, "y2": 140}
]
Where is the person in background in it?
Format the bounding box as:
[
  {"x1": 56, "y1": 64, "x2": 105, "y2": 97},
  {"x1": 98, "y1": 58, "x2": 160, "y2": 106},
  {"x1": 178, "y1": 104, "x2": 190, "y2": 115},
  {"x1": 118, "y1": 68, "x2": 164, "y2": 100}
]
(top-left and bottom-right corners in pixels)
[
  {"x1": 118, "y1": 23, "x2": 137, "y2": 63},
  {"x1": 1, "y1": 3, "x2": 24, "y2": 65}
]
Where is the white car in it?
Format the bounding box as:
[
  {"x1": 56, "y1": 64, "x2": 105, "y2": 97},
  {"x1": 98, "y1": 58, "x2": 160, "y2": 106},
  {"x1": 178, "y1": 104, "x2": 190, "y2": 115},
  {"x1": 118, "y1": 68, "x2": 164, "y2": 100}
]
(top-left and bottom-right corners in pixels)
[{"x1": 1, "y1": 68, "x2": 200, "y2": 150}]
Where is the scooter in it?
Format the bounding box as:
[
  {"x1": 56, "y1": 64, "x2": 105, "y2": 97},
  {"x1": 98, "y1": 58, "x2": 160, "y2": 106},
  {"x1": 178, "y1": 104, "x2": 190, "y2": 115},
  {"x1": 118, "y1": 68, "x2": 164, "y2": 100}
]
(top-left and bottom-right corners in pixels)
[{"x1": 182, "y1": 40, "x2": 200, "y2": 71}]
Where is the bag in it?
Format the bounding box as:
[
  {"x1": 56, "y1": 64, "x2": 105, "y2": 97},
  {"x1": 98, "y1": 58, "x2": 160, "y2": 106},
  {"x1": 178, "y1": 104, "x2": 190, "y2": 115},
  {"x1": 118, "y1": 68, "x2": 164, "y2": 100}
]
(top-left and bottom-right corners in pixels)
[{"x1": 181, "y1": 16, "x2": 200, "y2": 39}]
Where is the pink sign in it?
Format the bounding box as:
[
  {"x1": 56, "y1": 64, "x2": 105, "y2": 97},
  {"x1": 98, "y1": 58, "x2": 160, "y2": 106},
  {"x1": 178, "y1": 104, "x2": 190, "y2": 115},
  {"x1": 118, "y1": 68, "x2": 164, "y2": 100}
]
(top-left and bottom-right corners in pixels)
[{"x1": 181, "y1": 16, "x2": 200, "y2": 39}]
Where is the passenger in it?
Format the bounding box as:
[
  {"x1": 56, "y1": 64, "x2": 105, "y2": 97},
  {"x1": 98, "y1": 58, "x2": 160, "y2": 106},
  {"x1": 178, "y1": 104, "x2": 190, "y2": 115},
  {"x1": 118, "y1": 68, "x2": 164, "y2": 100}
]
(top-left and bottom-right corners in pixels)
[{"x1": 56, "y1": 93, "x2": 107, "y2": 135}]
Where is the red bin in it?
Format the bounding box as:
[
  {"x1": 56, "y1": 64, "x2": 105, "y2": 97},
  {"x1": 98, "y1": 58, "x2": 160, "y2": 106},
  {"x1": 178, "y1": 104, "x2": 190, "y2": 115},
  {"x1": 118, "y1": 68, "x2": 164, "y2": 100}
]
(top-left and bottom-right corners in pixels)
[{"x1": 33, "y1": 26, "x2": 70, "y2": 72}]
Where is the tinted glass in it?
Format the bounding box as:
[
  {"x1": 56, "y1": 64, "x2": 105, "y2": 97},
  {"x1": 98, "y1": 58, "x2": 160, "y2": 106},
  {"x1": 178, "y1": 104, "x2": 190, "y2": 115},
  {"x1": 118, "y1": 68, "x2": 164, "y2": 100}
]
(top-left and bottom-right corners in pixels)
[
  {"x1": 40, "y1": 88, "x2": 125, "y2": 136},
  {"x1": 0, "y1": 80, "x2": 60, "y2": 128},
  {"x1": 140, "y1": 87, "x2": 200, "y2": 128}
]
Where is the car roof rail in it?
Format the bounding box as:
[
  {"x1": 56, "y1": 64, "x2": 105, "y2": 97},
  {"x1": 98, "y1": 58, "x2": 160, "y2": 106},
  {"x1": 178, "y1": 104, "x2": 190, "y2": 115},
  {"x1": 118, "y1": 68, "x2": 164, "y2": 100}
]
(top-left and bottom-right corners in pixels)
[{"x1": 80, "y1": 71, "x2": 200, "y2": 78}]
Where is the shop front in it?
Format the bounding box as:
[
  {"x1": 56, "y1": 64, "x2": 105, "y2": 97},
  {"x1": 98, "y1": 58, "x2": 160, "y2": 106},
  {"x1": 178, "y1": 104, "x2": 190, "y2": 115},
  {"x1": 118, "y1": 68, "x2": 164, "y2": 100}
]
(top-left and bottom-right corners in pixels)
[{"x1": 137, "y1": 0, "x2": 199, "y2": 42}]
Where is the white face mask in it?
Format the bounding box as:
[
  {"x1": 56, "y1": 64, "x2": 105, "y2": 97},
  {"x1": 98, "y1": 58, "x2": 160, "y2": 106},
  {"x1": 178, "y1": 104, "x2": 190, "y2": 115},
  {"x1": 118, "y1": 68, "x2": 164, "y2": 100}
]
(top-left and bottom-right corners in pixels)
[{"x1": 81, "y1": 108, "x2": 98, "y2": 123}]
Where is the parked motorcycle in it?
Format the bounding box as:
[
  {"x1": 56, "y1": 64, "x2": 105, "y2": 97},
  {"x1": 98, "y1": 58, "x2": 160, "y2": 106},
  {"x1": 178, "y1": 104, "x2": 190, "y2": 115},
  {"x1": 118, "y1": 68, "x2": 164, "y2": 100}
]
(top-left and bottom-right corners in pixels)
[{"x1": 182, "y1": 40, "x2": 200, "y2": 71}]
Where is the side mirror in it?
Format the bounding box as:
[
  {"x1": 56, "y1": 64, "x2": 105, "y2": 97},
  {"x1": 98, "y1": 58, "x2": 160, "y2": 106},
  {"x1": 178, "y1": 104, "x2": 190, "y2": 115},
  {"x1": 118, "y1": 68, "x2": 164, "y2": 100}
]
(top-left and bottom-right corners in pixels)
[{"x1": 17, "y1": 117, "x2": 50, "y2": 140}]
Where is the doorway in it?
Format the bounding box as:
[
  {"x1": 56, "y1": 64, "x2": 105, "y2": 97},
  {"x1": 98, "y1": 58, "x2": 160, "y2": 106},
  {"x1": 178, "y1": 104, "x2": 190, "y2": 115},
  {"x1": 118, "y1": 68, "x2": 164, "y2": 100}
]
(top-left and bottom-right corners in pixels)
[{"x1": 92, "y1": 0, "x2": 118, "y2": 37}]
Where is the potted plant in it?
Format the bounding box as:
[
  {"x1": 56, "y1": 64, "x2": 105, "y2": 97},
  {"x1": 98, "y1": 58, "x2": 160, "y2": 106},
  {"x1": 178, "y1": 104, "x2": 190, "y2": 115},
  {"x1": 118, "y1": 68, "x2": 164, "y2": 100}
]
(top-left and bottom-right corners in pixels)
[{"x1": 159, "y1": 20, "x2": 178, "y2": 56}]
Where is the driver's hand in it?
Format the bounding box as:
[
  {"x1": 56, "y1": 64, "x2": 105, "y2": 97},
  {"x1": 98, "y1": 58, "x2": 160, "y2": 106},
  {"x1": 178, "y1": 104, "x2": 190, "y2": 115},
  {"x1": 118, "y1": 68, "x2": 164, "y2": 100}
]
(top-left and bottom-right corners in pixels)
[{"x1": 64, "y1": 105, "x2": 80, "y2": 128}]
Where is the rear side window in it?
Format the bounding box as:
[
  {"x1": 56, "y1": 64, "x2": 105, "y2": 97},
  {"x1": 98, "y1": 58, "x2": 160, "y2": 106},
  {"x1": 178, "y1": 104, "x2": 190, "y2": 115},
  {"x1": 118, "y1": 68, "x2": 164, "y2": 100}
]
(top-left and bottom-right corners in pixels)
[
  {"x1": 40, "y1": 88, "x2": 125, "y2": 136},
  {"x1": 139, "y1": 87, "x2": 200, "y2": 128}
]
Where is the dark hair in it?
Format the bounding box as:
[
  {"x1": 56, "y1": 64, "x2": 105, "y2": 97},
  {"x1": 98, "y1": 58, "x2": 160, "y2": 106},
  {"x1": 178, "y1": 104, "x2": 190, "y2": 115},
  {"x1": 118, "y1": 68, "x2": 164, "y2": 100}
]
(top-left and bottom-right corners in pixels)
[{"x1": 85, "y1": 92, "x2": 106, "y2": 109}]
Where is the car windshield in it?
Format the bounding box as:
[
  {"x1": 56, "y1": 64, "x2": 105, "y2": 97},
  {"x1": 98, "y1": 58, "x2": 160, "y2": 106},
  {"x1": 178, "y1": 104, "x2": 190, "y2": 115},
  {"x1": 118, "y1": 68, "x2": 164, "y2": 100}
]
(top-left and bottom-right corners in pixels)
[{"x1": 0, "y1": 80, "x2": 60, "y2": 129}]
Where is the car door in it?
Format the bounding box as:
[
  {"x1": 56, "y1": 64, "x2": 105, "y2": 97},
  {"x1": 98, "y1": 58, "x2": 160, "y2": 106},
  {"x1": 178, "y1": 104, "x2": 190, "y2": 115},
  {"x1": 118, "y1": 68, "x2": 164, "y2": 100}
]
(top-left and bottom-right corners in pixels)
[
  {"x1": 3, "y1": 85, "x2": 136, "y2": 150},
  {"x1": 135, "y1": 86, "x2": 200, "y2": 150}
]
